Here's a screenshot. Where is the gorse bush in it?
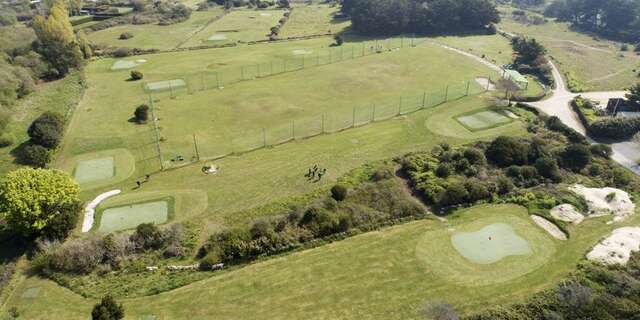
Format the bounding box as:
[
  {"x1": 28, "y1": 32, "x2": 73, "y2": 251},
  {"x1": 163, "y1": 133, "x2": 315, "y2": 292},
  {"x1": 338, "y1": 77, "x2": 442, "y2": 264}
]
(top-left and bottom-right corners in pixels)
[
  {"x1": 27, "y1": 111, "x2": 65, "y2": 149},
  {"x1": 486, "y1": 136, "x2": 529, "y2": 167},
  {"x1": 130, "y1": 70, "x2": 143, "y2": 81},
  {"x1": 134, "y1": 104, "x2": 150, "y2": 124},
  {"x1": 330, "y1": 184, "x2": 348, "y2": 201},
  {"x1": 20, "y1": 144, "x2": 50, "y2": 167}
]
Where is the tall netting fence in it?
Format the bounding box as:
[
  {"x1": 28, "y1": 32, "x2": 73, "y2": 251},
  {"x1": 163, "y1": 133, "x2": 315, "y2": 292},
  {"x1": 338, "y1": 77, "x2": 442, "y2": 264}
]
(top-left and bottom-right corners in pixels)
[
  {"x1": 155, "y1": 79, "x2": 485, "y2": 170},
  {"x1": 142, "y1": 36, "x2": 422, "y2": 100}
]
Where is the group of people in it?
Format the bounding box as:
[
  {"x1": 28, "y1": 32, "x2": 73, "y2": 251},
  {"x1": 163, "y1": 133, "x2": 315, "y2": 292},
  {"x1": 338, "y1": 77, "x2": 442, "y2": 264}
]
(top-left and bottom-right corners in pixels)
[
  {"x1": 135, "y1": 175, "x2": 151, "y2": 189},
  {"x1": 305, "y1": 165, "x2": 327, "y2": 182}
]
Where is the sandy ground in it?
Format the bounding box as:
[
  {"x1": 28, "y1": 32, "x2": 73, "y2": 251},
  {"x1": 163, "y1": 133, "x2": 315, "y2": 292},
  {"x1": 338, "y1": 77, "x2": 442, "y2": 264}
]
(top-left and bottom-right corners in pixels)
[
  {"x1": 82, "y1": 190, "x2": 121, "y2": 232},
  {"x1": 531, "y1": 215, "x2": 567, "y2": 240},
  {"x1": 475, "y1": 77, "x2": 496, "y2": 91},
  {"x1": 569, "y1": 185, "x2": 635, "y2": 221},
  {"x1": 587, "y1": 227, "x2": 640, "y2": 265},
  {"x1": 550, "y1": 204, "x2": 584, "y2": 224}
]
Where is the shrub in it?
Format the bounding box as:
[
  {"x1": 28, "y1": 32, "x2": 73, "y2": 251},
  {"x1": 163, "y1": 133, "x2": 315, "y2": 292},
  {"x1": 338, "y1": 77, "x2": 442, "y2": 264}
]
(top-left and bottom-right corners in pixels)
[
  {"x1": 438, "y1": 183, "x2": 468, "y2": 207},
  {"x1": 27, "y1": 111, "x2": 65, "y2": 148},
  {"x1": 112, "y1": 47, "x2": 131, "y2": 58},
  {"x1": 371, "y1": 166, "x2": 394, "y2": 181},
  {"x1": 130, "y1": 223, "x2": 164, "y2": 250},
  {"x1": 560, "y1": 144, "x2": 591, "y2": 171},
  {"x1": 40, "y1": 201, "x2": 81, "y2": 240},
  {"x1": 20, "y1": 144, "x2": 50, "y2": 167},
  {"x1": 588, "y1": 117, "x2": 640, "y2": 140},
  {"x1": 330, "y1": 184, "x2": 348, "y2": 201},
  {"x1": 612, "y1": 167, "x2": 633, "y2": 187},
  {"x1": 435, "y1": 163, "x2": 452, "y2": 178},
  {"x1": 535, "y1": 157, "x2": 561, "y2": 181},
  {"x1": 486, "y1": 136, "x2": 529, "y2": 167},
  {"x1": 334, "y1": 35, "x2": 343, "y2": 46},
  {"x1": 465, "y1": 180, "x2": 490, "y2": 202},
  {"x1": 0, "y1": 133, "x2": 14, "y2": 148},
  {"x1": 119, "y1": 32, "x2": 133, "y2": 40},
  {"x1": 590, "y1": 143, "x2": 613, "y2": 158},
  {"x1": 129, "y1": 70, "x2": 143, "y2": 81},
  {"x1": 91, "y1": 295, "x2": 124, "y2": 320},
  {"x1": 463, "y1": 148, "x2": 486, "y2": 165},
  {"x1": 545, "y1": 116, "x2": 586, "y2": 143},
  {"x1": 497, "y1": 176, "x2": 515, "y2": 194},
  {"x1": 299, "y1": 206, "x2": 340, "y2": 237},
  {"x1": 249, "y1": 219, "x2": 274, "y2": 239},
  {"x1": 134, "y1": 104, "x2": 150, "y2": 124}
]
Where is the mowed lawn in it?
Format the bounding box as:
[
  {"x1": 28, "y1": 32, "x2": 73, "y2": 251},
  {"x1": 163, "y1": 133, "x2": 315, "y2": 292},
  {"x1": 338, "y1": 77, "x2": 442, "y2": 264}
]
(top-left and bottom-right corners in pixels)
[
  {"x1": 154, "y1": 43, "x2": 499, "y2": 160},
  {"x1": 498, "y1": 7, "x2": 640, "y2": 91},
  {"x1": 88, "y1": 8, "x2": 226, "y2": 50},
  {"x1": 280, "y1": 4, "x2": 351, "y2": 37},
  {"x1": 433, "y1": 34, "x2": 514, "y2": 67},
  {"x1": 8, "y1": 204, "x2": 637, "y2": 319},
  {"x1": 180, "y1": 9, "x2": 286, "y2": 47}
]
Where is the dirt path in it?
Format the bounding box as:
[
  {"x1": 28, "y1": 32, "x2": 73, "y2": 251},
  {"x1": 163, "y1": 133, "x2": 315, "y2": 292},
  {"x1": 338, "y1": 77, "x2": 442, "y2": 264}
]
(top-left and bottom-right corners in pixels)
[
  {"x1": 427, "y1": 41, "x2": 502, "y2": 73},
  {"x1": 549, "y1": 39, "x2": 612, "y2": 54}
]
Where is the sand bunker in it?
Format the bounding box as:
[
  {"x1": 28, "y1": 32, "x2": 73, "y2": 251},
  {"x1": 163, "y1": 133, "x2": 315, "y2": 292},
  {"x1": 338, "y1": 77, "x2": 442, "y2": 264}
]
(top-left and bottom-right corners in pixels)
[
  {"x1": 569, "y1": 185, "x2": 635, "y2": 221},
  {"x1": 83, "y1": 190, "x2": 121, "y2": 232},
  {"x1": 587, "y1": 227, "x2": 640, "y2": 265},
  {"x1": 259, "y1": 13, "x2": 271, "y2": 16},
  {"x1": 531, "y1": 215, "x2": 567, "y2": 240},
  {"x1": 111, "y1": 60, "x2": 145, "y2": 70},
  {"x1": 208, "y1": 34, "x2": 227, "y2": 41},
  {"x1": 293, "y1": 49, "x2": 313, "y2": 55},
  {"x1": 550, "y1": 204, "x2": 584, "y2": 224}
]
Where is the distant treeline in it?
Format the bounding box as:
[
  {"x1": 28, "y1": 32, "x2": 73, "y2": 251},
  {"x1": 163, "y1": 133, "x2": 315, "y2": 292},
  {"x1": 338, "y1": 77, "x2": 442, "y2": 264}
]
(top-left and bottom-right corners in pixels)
[
  {"x1": 545, "y1": 0, "x2": 640, "y2": 43},
  {"x1": 341, "y1": 0, "x2": 500, "y2": 36}
]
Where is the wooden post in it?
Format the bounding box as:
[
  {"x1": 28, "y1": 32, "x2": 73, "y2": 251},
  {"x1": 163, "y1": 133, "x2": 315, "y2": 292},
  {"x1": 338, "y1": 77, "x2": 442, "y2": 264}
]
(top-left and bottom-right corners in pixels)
[
  {"x1": 465, "y1": 80, "x2": 470, "y2": 96},
  {"x1": 399, "y1": 97, "x2": 403, "y2": 114},
  {"x1": 291, "y1": 120, "x2": 295, "y2": 139},
  {"x1": 371, "y1": 104, "x2": 376, "y2": 121},
  {"x1": 444, "y1": 85, "x2": 449, "y2": 101},
  {"x1": 263, "y1": 128, "x2": 266, "y2": 147},
  {"x1": 352, "y1": 106, "x2": 356, "y2": 127},
  {"x1": 422, "y1": 91, "x2": 427, "y2": 107},
  {"x1": 322, "y1": 114, "x2": 325, "y2": 133}
]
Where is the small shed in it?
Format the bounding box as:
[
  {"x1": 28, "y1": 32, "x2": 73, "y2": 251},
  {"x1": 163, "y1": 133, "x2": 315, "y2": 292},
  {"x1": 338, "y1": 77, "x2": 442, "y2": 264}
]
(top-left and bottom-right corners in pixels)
[
  {"x1": 502, "y1": 69, "x2": 529, "y2": 90},
  {"x1": 607, "y1": 98, "x2": 640, "y2": 115}
]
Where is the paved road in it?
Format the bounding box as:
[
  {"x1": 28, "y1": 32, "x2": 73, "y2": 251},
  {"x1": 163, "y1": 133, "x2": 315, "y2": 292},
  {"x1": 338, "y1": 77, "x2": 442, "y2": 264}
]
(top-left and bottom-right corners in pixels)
[{"x1": 529, "y1": 61, "x2": 639, "y2": 174}]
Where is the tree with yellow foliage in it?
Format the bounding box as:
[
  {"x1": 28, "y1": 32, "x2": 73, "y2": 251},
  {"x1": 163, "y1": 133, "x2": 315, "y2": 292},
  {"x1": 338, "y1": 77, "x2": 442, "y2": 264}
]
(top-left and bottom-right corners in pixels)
[{"x1": 32, "y1": 0, "x2": 84, "y2": 76}]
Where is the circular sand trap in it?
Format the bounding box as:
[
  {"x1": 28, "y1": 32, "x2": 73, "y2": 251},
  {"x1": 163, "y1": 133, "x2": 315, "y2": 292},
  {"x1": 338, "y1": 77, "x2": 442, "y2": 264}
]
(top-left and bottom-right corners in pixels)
[
  {"x1": 451, "y1": 223, "x2": 532, "y2": 264},
  {"x1": 293, "y1": 49, "x2": 313, "y2": 55},
  {"x1": 208, "y1": 34, "x2": 227, "y2": 41}
]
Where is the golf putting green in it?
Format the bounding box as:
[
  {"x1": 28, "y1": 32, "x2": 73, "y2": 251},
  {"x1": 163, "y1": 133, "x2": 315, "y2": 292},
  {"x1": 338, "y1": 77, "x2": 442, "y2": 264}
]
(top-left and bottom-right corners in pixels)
[
  {"x1": 99, "y1": 200, "x2": 170, "y2": 232},
  {"x1": 451, "y1": 223, "x2": 532, "y2": 264},
  {"x1": 415, "y1": 204, "x2": 556, "y2": 286},
  {"x1": 456, "y1": 109, "x2": 512, "y2": 131},
  {"x1": 145, "y1": 79, "x2": 186, "y2": 92},
  {"x1": 110, "y1": 60, "x2": 146, "y2": 70},
  {"x1": 73, "y1": 157, "x2": 114, "y2": 185}
]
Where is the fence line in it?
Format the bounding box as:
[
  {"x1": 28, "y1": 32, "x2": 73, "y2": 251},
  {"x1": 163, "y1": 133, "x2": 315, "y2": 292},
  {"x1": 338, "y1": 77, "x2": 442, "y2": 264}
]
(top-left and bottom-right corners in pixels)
[
  {"x1": 155, "y1": 79, "x2": 486, "y2": 170},
  {"x1": 142, "y1": 35, "x2": 427, "y2": 100}
]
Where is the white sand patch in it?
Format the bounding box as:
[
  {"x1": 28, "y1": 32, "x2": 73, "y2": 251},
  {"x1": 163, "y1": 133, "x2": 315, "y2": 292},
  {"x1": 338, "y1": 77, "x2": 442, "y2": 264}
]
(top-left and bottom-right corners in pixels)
[
  {"x1": 550, "y1": 204, "x2": 584, "y2": 224},
  {"x1": 259, "y1": 13, "x2": 271, "y2": 16},
  {"x1": 208, "y1": 34, "x2": 227, "y2": 41},
  {"x1": 502, "y1": 110, "x2": 519, "y2": 119},
  {"x1": 136, "y1": 59, "x2": 147, "y2": 63},
  {"x1": 569, "y1": 184, "x2": 635, "y2": 221},
  {"x1": 292, "y1": 49, "x2": 313, "y2": 55},
  {"x1": 82, "y1": 189, "x2": 121, "y2": 232},
  {"x1": 587, "y1": 227, "x2": 640, "y2": 265},
  {"x1": 110, "y1": 60, "x2": 146, "y2": 70},
  {"x1": 531, "y1": 215, "x2": 567, "y2": 240}
]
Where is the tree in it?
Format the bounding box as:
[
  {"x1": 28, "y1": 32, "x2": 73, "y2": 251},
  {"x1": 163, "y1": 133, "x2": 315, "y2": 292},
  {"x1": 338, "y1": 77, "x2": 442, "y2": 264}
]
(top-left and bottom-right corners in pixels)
[
  {"x1": 76, "y1": 30, "x2": 93, "y2": 59},
  {"x1": 560, "y1": 144, "x2": 591, "y2": 171},
  {"x1": 590, "y1": 143, "x2": 612, "y2": 158},
  {"x1": 31, "y1": 0, "x2": 84, "y2": 76},
  {"x1": 130, "y1": 223, "x2": 164, "y2": 250},
  {"x1": 130, "y1": 70, "x2": 143, "y2": 81},
  {"x1": 27, "y1": 111, "x2": 65, "y2": 148},
  {"x1": 512, "y1": 37, "x2": 547, "y2": 66},
  {"x1": 134, "y1": 104, "x2": 150, "y2": 124},
  {"x1": 0, "y1": 168, "x2": 80, "y2": 237},
  {"x1": 438, "y1": 183, "x2": 468, "y2": 207},
  {"x1": 91, "y1": 295, "x2": 124, "y2": 320},
  {"x1": 626, "y1": 83, "x2": 640, "y2": 106},
  {"x1": 20, "y1": 144, "x2": 51, "y2": 167},
  {"x1": 486, "y1": 136, "x2": 529, "y2": 167},
  {"x1": 535, "y1": 157, "x2": 561, "y2": 181}
]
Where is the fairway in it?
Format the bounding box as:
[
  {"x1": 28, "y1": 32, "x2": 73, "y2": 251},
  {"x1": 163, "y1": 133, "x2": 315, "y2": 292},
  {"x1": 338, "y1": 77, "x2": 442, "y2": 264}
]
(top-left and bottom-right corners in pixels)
[
  {"x1": 181, "y1": 9, "x2": 286, "y2": 47},
  {"x1": 456, "y1": 109, "x2": 512, "y2": 131},
  {"x1": 8, "y1": 203, "x2": 634, "y2": 319},
  {"x1": 88, "y1": 8, "x2": 226, "y2": 50},
  {"x1": 98, "y1": 199, "x2": 170, "y2": 232}
]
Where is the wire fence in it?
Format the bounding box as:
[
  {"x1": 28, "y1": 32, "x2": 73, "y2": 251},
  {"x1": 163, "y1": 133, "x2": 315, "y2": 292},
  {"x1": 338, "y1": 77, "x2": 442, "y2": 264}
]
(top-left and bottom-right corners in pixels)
[
  {"x1": 142, "y1": 36, "x2": 426, "y2": 100},
  {"x1": 153, "y1": 79, "x2": 486, "y2": 170}
]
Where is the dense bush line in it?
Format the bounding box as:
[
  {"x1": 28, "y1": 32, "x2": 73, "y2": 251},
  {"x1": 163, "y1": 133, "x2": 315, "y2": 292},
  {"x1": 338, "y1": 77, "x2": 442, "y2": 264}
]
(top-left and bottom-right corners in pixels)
[
  {"x1": 588, "y1": 117, "x2": 640, "y2": 140},
  {"x1": 341, "y1": 0, "x2": 499, "y2": 36},
  {"x1": 198, "y1": 166, "x2": 426, "y2": 266}
]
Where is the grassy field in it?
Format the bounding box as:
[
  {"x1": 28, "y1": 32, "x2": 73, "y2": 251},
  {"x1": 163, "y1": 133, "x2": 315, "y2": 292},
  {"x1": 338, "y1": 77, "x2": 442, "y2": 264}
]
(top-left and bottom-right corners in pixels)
[
  {"x1": 180, "y1": 9, "x2": 286, "y2": 47},
  {"x1": 280, "y1": 4, "x2": 351, "y2": 38},
  {"x1": 433, "y1": 34, "x2": 514, "y2": 67},
  {"x1": 6, "y1": 203, "x2": 636, "y2": 319},
  {"x1": 498, "y1": 6, "x2": 640, "y2": 91},
  {"x1": 88, "y1": 8, "x2": 226, "y2": 50}
]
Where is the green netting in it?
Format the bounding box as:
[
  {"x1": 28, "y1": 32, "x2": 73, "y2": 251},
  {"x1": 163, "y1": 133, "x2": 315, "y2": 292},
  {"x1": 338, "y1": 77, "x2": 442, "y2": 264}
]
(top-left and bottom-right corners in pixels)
[
  {"x1": 265, "y1": 123, "x2": 294, "y2": 146},
  {"x1": 293, "y1": 116, "x2": 323, "y2": 139},
  {"x1": 232, "y1": 128, "x2": 267, "y2": 153},
  {"x1": 374, "y1": 102, "x2": 401, "y2": 121}
]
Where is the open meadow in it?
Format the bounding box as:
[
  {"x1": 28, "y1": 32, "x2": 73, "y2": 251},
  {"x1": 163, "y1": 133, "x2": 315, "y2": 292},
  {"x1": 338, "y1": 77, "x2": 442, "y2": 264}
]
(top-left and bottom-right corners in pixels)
[
  {"x1": 279, "y1": 4, "x2": 351, "y2": 37},
  {"x1": 498, "y1": 6, "x2": 640, "y2": 92}
]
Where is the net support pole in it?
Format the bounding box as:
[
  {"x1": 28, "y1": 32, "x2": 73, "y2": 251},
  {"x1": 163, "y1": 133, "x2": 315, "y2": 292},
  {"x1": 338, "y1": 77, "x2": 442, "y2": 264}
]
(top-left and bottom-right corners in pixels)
[
  {"x1": 422, "y1": 91, "x2": 427, "y2": 107},
  {"x1": 372, "y1": 104, "x2": 376, "y2": 121},
  {"x1": 263, "y1": 128, "x2": 266, "y2": 147},
  {"x1": 193, "y1": 134, "x2": 200, "y2": 161},
  {"x1": 322, "y1": 114, "x2": 325, "y2": 133},
  {"x1": 399, "y1": 97, "x2": 402, "y2": 115},
  {"x1": 291, "y1": 120, "x2": 295, "y2": 140},
  {"x1": 148, "y1": 96, "x2": 164, "y2": 170},
  {"x1": 444, "y1": 85, "x2": 449, "y2": 102},
  {"x1": 352, "y1": 106, "x2": 356, "y2": 127},
  {"x1": 466, "y1": 80, "x2": 470, "y2": 96}
]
